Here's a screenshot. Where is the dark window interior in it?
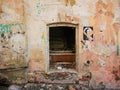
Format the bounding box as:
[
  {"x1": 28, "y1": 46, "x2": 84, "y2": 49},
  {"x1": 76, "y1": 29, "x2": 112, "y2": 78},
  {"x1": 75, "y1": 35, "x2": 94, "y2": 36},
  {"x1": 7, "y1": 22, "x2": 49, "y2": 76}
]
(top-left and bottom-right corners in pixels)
[
  {"x1": 49, "y1": 27, "x2": 75, "y2": 51},
  {"x1": 49, "y1": 26, "x2": 76, "y2": 70}
]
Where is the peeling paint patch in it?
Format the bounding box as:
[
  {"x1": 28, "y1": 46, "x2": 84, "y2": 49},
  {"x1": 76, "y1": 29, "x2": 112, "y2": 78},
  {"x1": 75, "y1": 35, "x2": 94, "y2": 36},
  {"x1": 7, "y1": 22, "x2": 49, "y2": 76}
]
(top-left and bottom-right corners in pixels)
[
  {"x1": 10, "y1": 33, "x2": 26, "y2": 54},
  {"x1": 94, "y1": 0, "x2": 116, "y2": 46},
  {"x1": 112, "y1": 66, "x2": 120, "y2": 81},
  {"x1": 0, "y1": 5, "x2": 21, "y2": 22},
  {"x1": 58, "y1": 13, "x2": 80, "y2": 23},
  {"x1": 98, "y1": 58, "x2": 106, "y2": 67},
  {"x1": 100, "y1": 23, "x2": 106, "y2": 32}
]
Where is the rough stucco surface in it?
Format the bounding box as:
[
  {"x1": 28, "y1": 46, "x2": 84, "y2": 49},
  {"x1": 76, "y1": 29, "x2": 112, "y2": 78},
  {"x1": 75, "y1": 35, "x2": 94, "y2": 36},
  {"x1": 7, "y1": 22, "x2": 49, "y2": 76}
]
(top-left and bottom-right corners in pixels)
[
  {"x1": 0, "y1": 0, "x2": 120, "y2": 89},
  {"x1": 0, "y1": 0, "x2": 27, "y2": 84}
]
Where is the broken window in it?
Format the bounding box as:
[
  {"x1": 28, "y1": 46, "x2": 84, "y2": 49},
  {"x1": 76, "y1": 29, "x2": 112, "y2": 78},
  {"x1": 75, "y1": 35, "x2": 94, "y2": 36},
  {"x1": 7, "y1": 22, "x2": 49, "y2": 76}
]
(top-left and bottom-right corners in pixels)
[{"x1": 49, "y1": 26, "x2": 76, "y2": 71}]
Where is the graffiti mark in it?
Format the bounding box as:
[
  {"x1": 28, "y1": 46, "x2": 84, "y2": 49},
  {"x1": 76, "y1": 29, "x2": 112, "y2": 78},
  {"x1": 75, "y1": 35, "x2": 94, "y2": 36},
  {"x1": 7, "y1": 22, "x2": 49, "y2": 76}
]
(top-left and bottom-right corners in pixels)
[
  {"x1": 36, "y1": 0, "x2": 46, "y2": 16},
  {"x1": 41, "y1": 30, "x2": 46, "y2": 41},
  {"x1": 0, "y1": 24, "x2": 12, "y2": 34},
  {"x1": 0, "y1": 23, "x2": 23, "y2": 35}
]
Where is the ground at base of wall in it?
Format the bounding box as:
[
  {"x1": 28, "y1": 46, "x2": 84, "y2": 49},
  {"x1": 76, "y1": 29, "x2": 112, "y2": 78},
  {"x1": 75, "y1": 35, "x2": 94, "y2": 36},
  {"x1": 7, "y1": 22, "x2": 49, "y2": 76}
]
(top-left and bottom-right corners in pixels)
[
  {"x1": 0, "y1": 83, "x2": 120, "y2": 90},
  {"x1": 0, "y1": 83, "x2": 90, "y2": 90}
]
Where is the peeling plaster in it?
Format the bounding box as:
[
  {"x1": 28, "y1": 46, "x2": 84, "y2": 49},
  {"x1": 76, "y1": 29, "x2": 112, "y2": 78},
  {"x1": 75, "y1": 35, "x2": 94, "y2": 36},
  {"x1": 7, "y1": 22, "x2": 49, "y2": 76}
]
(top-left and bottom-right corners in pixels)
[
  {"x1": 0, "y1": 0, "x2": 120, "y2": 89},
  {"x1": 98, "y1": 58, "x2": 106, "y2": 67}
]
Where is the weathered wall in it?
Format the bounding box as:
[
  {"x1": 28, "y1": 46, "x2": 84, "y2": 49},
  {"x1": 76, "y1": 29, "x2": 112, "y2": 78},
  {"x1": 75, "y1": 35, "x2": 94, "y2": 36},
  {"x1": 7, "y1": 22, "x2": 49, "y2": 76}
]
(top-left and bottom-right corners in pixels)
[
  {"x1": 0, "y1": 0, "x2": 27, "y2": 84},
  {"x1": 0, "y1": 0, "x2": 120, "y2": 89},
  {"x1": 25, "y1": 0, "x2": 120, "y2": 88}
]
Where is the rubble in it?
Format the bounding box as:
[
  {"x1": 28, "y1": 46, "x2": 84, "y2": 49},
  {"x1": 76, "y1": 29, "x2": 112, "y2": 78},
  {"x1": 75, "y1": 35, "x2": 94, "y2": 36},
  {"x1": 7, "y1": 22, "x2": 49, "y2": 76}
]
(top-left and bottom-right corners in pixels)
[
  {"x1": 0, "y1": 73, "x2": 10, "y2": 87},
  {"x1": 16, "y1": 83, "x2": 89, "y2": 90},
  {"x1": 8, "y1": 85, "x2": 22, "y2": 90}
]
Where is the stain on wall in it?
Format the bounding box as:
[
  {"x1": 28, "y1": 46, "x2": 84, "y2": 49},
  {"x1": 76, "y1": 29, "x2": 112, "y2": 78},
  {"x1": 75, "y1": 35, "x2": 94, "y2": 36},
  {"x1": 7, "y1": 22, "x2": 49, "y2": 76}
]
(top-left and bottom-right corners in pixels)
[{"x1": 62, "y1": 0, "x2": 76, "y2": 6}]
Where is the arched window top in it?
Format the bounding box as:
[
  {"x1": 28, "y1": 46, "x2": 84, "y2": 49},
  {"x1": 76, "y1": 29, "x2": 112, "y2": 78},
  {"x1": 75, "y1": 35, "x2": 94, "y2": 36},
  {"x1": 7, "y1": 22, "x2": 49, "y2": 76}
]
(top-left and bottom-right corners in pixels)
[{"x1": 47, "y1": 22, "x2": 78, "y2": 28}]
